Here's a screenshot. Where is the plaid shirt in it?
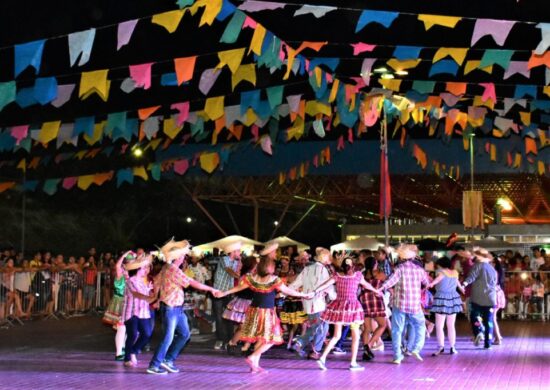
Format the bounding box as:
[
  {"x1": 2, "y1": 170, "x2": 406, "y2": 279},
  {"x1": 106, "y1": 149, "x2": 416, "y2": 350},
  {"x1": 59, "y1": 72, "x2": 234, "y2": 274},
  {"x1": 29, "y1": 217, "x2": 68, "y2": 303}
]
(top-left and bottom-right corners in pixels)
[
  {"x1": 381, "y1": 260, "x2": 429, "y2": 314},
  {"x1": 377, "y1": 259, "x2": 393, "y2": 277},
  {"x1": 213, "y1": 256, "x2": 239, "y2": 292},
  {"x1": 123, "y1": 276, "x2": 152, "y2": 321},
  {"x1": 157, "y1": 263, "x2": 191, "y2": 307}
]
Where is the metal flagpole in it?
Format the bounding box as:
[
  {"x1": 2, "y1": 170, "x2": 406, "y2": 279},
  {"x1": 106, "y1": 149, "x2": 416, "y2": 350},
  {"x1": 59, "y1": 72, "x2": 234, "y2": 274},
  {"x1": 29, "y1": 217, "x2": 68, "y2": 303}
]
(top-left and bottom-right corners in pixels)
[
  {"x1": 381, "y1": 109, "x2": 390, "y2": 247},
  {"x1": 469, "y1": 134, "x2": 475, "y2": 239}
]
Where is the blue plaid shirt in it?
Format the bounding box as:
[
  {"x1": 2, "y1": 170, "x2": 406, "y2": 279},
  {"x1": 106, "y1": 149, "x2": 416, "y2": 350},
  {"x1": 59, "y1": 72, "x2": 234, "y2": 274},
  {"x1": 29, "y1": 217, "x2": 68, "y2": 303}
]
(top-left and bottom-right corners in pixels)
[
  {"x1": 377, "y1": 258, "x2": 393, "y2": 277},
  {"x1": 213, "y1": 256, "x2": 239, "y2": 292}
]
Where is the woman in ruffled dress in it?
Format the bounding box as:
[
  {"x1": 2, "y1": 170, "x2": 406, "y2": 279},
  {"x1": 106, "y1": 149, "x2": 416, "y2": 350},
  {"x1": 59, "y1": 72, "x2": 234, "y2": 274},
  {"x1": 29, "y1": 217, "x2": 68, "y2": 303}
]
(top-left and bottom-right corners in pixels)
[
  {"x1": 223, "y1": 256, "x2": 258, "y2": 355},
  {"x1": 361, "y1": 257, "x2": 387, "y2": 361},
  {"x1": 217, "y1": 257, "x2": 313, "y2": 373},
  {"x1": 280, "y1": 263, "x2": 308, "y2": 350},
  {"x1": 314, "y1": 257, "x2": 380, "y2": 371},
  {"x1": 428, "y1": 256, "x2": 464, "y2": 356}
]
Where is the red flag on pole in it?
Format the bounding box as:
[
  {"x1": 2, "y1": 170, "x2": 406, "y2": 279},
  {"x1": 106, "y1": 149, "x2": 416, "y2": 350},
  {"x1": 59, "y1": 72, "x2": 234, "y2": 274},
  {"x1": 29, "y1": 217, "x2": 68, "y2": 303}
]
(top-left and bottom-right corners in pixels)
[{"x1": 380, "y1": 150, "x2": 391, "y2": 218}]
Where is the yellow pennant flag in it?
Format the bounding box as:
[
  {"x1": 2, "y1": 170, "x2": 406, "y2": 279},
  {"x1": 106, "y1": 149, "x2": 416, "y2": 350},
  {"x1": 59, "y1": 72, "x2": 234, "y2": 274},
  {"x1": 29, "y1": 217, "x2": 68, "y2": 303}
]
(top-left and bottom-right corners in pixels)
[
  {"x1": 538, "y1": 129, "x2": 548, "y2": 146},
  {"x1": 249, "y1": 24, "x2": 266, "y2": 56},
  {"x1": 74, "y1": 150, "x2": 87, "y2": 160},
  {"x1": 284, "y1": 47, "x2": 297, "y2": 80},
  {"x1": 473, "y1": 95, "x2": 495, "y2": 110},
  {"x1": 197, "y1": 0, "x2": 222, "y2": 26},
  {"x1": 145, "y1": 139, "x2": 163, "y2": 151},
  {"x1": 83, "y1": 121, "x2": 105, "y2": 145},
  {"x1": 163, "y1": 118, "x2": 183, "y2": 139},
  {"x1": 329, "y1": 79, "x2": 339, "y2": 103},
  {"x1": 490, "y1": 144, "x2": 497, "y2": 161},
  {"x1": 217, "y1": 48, "x2": 246, "y2": 74},
  {"x1": 231, "y1": 64, "x2": 256, "y2": 90},
  {"x1": 151, "y1": 9, "x2": 185, "y2": 33},
  {"x1": 287, "y1": 117, "x2": 305, "y2": 141},
  {"x1": 433, "y1": 47, "x2": 468, "y2": 66},
  {"x1": 241, "y1": 108, "x2": 257, "y2": 127},
  {"x1": 519, "y1": 112, "x2": 531, "y2": 126},
  {"x1": 134, "y1": 166, "x2": 149, "y2": 181},
  {"x1": 305, "y1": 101, "x2": 331, "y2": 117},
  {"x1": 379, "y1": 78, "x2": 402, "y2": 92},
  {"x1": 387, "y1": 58, "x2": 422, "y2": 71},
  {"x1": 538, "y1": 161, "x2": 545, "y2": 175},
  {"x1": 464, "y1": 60, "x2": 493, "y2": 75},
  {"x1": 418, "y1": 14, "x2": 462, "y2": 30},
  {"x1": 17, "y1": 159, "x2": 26, "y2": 172},
  {"x1": 199, "y1": 152, "x2": 220, "y2": 173},
  {"x1": 39, "y1": 121, "x2": 61, "y2": 144},
  {"x1": 77, "y1": 175, "x2": 94, "y2": 190},
  {"x1": 544, "y1": 86, "x2": 550, "y2": 98},
  {"x1": 79, "y1": 69, "x2": 110, "y2": 101},
  {"x1": 204, "y1": 96, "x2": 225, "y2": 121},
  {"x1": 513, "y1": 153, "x2": 522, "y2": 168},
  {"x1": 314, "y1": 67, "x2": 323, "y2": 87}
]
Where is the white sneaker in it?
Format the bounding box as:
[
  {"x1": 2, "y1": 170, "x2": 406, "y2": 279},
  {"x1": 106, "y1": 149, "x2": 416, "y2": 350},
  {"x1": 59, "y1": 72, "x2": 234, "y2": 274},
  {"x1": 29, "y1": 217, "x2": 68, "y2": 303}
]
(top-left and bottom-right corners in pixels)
[
  {"x1": 474, "y1": 333, "x2": 484, "y2": 347},
  {"x1": 214, "y1": 341, "x2": 224, "y2": 350},
  {"x1": 190, "y1": 328, "x2": 200, "y2": 335}
]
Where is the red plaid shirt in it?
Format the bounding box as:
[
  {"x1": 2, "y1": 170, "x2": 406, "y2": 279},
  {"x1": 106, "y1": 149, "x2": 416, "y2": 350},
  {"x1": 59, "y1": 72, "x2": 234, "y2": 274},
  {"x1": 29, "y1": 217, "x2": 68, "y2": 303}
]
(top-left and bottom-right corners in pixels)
[
  {"x1": 381, "y1": 260, "x2": 429, "y2": 314},
  {"x1": 157, "y1": 263, "x2": 191, "y2": 307}
]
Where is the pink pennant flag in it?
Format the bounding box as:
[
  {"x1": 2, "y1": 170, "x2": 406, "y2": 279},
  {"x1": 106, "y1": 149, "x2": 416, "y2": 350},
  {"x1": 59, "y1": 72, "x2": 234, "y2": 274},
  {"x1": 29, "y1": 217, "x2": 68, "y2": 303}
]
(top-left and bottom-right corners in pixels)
[
  {"x1": 260, "y1": 135, "x2": 272, "y2": 155},
  {"x1": 171, "y1": 102, "x2": 190, "y2": 126},
  {"x1": 129, "y1": 63, "x2": 153, "y2": 90},
  {"x1": 503, "y1": 61, "x2": 530, "y2": 79},
  {"x1": 313, "y1": 154, "x2": 319, "y2": 167},
  {"x1": 471, "y1": 19, "x2": 516, "y2": 46},
  {"x1": 351, "y1": 42, "x2": 376, "y2": 55},
  {"x1": 117, "y1": 19, "x2": 138, "y2": 50},
  {"x1": 62, "y1": 177, "x2": 78, "y2": 190},
  {"x1": 243, "y1": 16, "x2": 257, "y2": 29},
  {"x1": 337, "y1": 135, "x2": 345, "y2": 151},
  {"x1": 11, "y1": 125, "x2": 29, "y2": 145},
  {"x1": 479, "y1": 83, "x2": 496, "y2": 102},
  {"x1": 361, "y1": 58, "x2": 377, "y2": 86},
  {"x1": 174, "y1": 159, "x2": 189, "y2": 175},
  {"x1": 251, "y1": 125, "x2": 259, "y2": 142}
]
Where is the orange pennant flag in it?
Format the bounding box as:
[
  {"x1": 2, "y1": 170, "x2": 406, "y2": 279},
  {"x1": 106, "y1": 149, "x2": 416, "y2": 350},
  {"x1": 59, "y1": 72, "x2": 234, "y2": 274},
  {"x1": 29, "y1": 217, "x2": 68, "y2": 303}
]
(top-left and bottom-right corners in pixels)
[
  {"x1": 138, "y1": 106, "x2": 161, "y2": 120},
  {"x1": 93, "y1": 172, "x2": 114, "y2": 186},
  {"x1": 446, "y1": 82, "x2": 467, "y2": 96},
  {"x1": 527, "y1": 51, "x2": 550, "y2": 70},
  {"x1": 174, "y1": 56, "x2": 197, "y2": 86},
  {"x1": 0, "y1": 182, "x2": 16, "y2": 193},
  {"x1": 413, "y1": 144, "x2": 427, "y2": 169},
  {"x1": 525, "y1": 137, "x2": 538, "y2": 155},
  {"x1": 296, "y1": 41, "x2": 327, "y2": 54}
]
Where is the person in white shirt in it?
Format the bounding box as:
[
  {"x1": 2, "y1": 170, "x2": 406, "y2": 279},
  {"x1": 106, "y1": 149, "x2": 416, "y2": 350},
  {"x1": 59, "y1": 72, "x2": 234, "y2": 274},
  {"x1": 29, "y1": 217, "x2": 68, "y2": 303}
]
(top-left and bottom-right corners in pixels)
[
  {"x1": 530, "y1": 248, "x2": 545, "y2": 271},
  {"x1": 290, "y1": 247, "x2": 336, "y2": 360}
]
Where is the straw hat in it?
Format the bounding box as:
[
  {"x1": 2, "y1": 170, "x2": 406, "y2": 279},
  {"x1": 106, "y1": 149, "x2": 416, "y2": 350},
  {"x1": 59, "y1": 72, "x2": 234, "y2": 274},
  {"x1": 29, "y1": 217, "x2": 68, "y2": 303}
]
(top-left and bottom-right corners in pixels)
[
  {"x1": 124, "y1": 255, "x2": 152, "y2": 271},
  {"x1": 260, "y1": 242, "x2": 279, "y2": 256},
  {"x1": 159, "y1": 239, "x2": 191, "y2": 263},
  {"x1": 315, "y1": 247, "x2": 330, "y2": 262},
  {"x1": 396, "y1": 244, "x2": 417, "y2": 260},
  {"x1": 224, "y1": 241, "x2": 242, "y2": 254},
  {"x1": 473, "y1": 247, "x2": 493, "y2": 262}
]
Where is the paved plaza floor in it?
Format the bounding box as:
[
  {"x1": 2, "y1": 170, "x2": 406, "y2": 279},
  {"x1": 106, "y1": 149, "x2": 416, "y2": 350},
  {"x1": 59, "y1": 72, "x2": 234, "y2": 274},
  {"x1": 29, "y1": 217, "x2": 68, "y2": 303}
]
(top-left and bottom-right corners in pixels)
[{"x1": 1, "y1": 315, "x2": 549, "y2": 389}]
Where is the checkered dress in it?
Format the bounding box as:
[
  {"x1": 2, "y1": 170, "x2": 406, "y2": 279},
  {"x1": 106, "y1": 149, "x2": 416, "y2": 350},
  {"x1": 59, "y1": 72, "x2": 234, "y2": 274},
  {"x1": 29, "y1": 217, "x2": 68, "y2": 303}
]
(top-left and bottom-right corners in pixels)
[
  {"x1": 361, "y1": 278, "x2": 386, "y2": 318},
  {"x1": 321, "y1": 272, "x2": 364, "y2": 324}
]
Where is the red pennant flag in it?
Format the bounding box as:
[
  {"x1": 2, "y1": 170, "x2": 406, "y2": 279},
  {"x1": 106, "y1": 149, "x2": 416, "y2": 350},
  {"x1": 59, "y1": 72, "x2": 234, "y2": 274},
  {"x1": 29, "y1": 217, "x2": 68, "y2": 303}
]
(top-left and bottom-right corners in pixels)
[{"x1": 379, "y1": 151, "x2": 391, "y2": 219}]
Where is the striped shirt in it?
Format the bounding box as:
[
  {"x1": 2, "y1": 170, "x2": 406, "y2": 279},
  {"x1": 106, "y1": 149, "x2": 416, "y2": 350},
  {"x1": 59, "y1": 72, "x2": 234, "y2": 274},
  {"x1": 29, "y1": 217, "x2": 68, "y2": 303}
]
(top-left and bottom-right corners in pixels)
[
  {"x1": 213, "y1": 256, "x2": 239, "y2": 292},
  {"x1": 380, "y1": 260, "x2": 429, "y2": 314},
  {"x1": 123, "y1": 276, "x2": 152, "y2": 321}
]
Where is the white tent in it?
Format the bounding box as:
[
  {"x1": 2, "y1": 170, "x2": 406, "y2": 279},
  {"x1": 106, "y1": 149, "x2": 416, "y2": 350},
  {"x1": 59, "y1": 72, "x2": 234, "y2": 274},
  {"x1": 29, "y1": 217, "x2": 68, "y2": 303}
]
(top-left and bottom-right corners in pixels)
[
  {"x1": 265, "y1": 236, "x2": 310, "y2": 252},
  {"x1": 469, "y1": 236, "x2": 524, "y2": 252},
  {"x1": 330, "y1": 236, "x2": 384, "y2": 252},
  {"x1": 194, "y1": 235, "x2": 263, "y2": 254}
]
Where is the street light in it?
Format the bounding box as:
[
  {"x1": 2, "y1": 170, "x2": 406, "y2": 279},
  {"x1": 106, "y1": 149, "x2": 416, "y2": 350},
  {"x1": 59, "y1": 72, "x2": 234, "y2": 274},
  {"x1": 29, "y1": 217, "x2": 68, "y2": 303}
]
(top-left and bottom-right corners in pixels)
[{"x1": 497, "y1": 198, "x2": 512, "y2": 211}]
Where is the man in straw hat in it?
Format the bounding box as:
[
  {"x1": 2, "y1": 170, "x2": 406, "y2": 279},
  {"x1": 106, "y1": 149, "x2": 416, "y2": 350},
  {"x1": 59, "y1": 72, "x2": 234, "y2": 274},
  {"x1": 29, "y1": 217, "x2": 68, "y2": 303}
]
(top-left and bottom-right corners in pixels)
[
  {"x1": 212, "y1": 241, "x2": 242, "y2": 350},
  {"x1": 377, "y1": 244, "x2": 430, "y2": 364},
  {"x1": 290, "y1": 247, "x2": 336, "y2": 360},
  {"x1": 147, "y1": 240, "x2": 219, "y2": 375},
  {"x1": 461, "y1": 247, "x2": 498, "y2": 349}
]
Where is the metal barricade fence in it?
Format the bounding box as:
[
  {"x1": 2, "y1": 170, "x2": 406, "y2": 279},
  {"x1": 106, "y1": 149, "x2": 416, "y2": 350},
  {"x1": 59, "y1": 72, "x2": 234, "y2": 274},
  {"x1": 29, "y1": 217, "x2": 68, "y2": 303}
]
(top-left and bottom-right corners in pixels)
[
  {"x1": 503, "y1": 270, "x2": 549, "y2": 321},
  {"x1": 0, "y1": 268, "x2": 111, "y2": 326}
]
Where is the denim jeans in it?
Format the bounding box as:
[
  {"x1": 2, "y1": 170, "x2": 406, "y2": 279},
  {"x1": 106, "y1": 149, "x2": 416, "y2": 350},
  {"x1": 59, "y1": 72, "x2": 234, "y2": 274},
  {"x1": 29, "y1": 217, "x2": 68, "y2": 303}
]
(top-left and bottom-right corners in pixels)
[
  {"x1": 470, "y1": 302, "x2": 494, "y2": 347},
  {"x1": 124, "y1": 316, "x2": 153, "y2": 362},
  {"x1": 213, "y1": 296, "x2": 234, "y2": 343},
  {"x1": 149, "y1": 304, "x2": 190, "y2": 368},
  {"x1": 391, "y1": 308, "x2": 426, "y2": 360},
  {"x1": 296, "y1": 313, "x2": 328, "y2": 353}
]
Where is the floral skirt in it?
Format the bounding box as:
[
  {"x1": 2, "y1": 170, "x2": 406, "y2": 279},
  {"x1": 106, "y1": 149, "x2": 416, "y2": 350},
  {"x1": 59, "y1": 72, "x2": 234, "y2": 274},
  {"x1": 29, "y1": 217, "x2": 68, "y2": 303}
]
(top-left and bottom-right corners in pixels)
[
  {"x1": 322, "y1": 299, "x2": 364, "y2": 325},
  {"x1": 102, "y1": 294, "x2": 124, "y2": 326},
  {"x1": 280, "y1": 299, "x2": 307, "y2": 324},
  {"x1": 240, "y1": 306, "x2": 284, "y2": 345},
  {"x1": 223, "y1": 297, "x2": 252, "y2": 324}
]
